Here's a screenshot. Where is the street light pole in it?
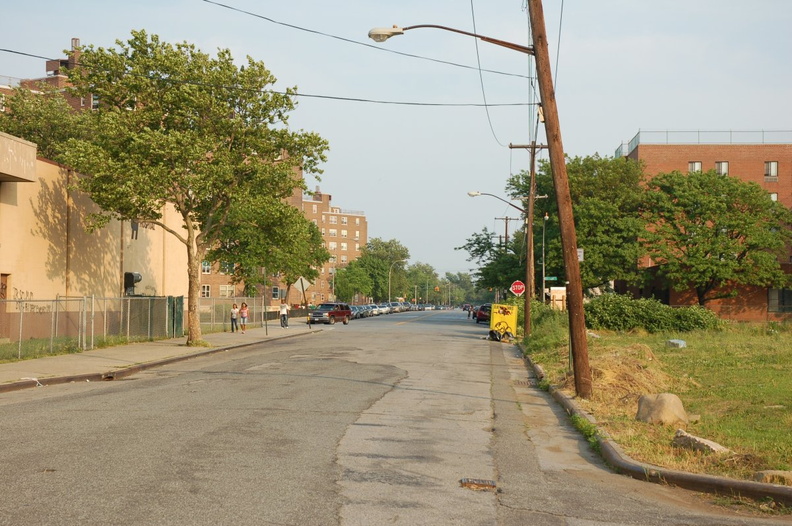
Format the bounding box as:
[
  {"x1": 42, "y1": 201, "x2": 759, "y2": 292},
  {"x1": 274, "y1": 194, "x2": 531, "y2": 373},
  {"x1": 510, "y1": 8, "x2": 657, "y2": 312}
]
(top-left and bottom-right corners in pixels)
[
  {"x1": 388, "y1": 260, "x2": 405, "y2": 303},
  {"x1": 542, "y1": 212, "x2": 548, "y2": 303},
  {"x1": 468, "y1": 191, "x2": 531, "y2": 338},
  {"x1": 370, "y1": 3, "x2": 592, "y2": 398}
]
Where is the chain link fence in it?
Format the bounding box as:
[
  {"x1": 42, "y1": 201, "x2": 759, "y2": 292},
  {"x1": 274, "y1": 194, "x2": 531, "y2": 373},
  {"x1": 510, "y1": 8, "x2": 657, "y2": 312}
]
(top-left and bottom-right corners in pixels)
[
  {"x1": 0, "y1": 295, "x2": 307, "y2": 361},
  {"x1": 197, "y1": 296, "x2": 308, "y2": 333}
]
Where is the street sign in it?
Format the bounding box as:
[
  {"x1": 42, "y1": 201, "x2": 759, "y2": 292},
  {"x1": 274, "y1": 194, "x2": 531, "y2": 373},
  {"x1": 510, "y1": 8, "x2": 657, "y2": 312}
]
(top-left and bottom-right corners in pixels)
[
  {"x1": 509, "y1": 280, "x2": 526, "y2": 296},
  {"x1": 545, "y1": 276, "x2": 558, "y2": 281}
]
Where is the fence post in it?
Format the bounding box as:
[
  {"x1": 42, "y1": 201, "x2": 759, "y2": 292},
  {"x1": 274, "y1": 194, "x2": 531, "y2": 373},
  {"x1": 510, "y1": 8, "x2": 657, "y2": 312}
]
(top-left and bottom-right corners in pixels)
[
  {"x1": 126, "y1": 297, "x2": 131, "y2": 340},
  {"x1": 90, "y1": 295, "x2": 95, "y2": 350},
  {"x1": 50, "y1": 299, "x2": 56, "y2": 354},
  {"x1": 17, "y1": 300, "x2": 23, "y2": 360}
]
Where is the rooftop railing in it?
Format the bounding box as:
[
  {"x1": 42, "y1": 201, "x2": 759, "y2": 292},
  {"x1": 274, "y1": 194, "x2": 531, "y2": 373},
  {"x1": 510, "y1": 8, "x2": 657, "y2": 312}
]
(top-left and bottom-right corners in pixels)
[{"x1": 615, "y1": 129, "x2": 792, "y2": 157}]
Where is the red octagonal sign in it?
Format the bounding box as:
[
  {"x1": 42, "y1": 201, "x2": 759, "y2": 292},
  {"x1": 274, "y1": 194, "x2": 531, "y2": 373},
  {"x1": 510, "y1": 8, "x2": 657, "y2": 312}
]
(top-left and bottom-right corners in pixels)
[{"x1": 510, "y1": 280, "x2": 526, "y2": 296}]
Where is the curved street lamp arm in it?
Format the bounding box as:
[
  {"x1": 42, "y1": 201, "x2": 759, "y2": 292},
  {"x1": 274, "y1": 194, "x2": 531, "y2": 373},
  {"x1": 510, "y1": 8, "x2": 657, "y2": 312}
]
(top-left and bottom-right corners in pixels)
[
  {"x1": 403, "y1": 25, "x2": 534, "y2": 55},
  {"x1": 468, "y1": 191, "x2": 526, "y2": 213},
  {"x1": 369, "y1": 24, "x2": 533, "y2": 55}
]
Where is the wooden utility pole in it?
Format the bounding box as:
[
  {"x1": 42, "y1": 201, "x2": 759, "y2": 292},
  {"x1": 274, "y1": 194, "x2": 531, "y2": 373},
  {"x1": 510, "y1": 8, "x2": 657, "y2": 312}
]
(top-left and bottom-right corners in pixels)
[
  {"x1": 526, "y1": 0, "x2": 592, "y2": 398},
  {"x1": 509, "y1": 142, "x2": 547, "y2": 338}
]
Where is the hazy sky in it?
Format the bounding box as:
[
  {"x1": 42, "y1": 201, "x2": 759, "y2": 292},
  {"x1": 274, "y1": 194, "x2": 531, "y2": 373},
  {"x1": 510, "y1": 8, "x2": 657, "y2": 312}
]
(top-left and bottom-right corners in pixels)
[{"x1": 3, "y1": 1, "x2": 791, "y2": 274}]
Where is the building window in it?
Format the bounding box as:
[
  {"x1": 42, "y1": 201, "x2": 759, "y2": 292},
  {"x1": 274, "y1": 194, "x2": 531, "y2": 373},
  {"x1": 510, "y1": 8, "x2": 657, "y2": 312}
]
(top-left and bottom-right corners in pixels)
[
  {"x1": 355, "y1": 218, "x2": 360, "y2": 226},
  {"x1": 312, "y1": 204, "x2": 318, "y2": 214},
  {"x1": 201, "y1": 285, "x2": 211, "y2": 298},
  {"x1": 202, "y1": 261, "x2": 211, "y2": 274},
  {"x1": 329, "y1": 242, "x2": 337, "y2": 250},
  {"x1": 341, "y1": 216, "x2": 348, "y2": 225},
  {"x1": 341, "y1": 230, "x2": 348, "y2": 238},
  {"x1": 770, "y1": 193, "x2": 779, "y2": 201},
  {"x1": 91, "y1": 93, "x2": 100, "y2": 110},
  {"x1": 272, "y1": 287, "x2": 280, "y2": 299},
  {"x1": 688, "y1": 161, "x2": 702, "y2": 172},
  {"x1": 768, "y1": 288, "x2": 792, "y2": 312},
  {"x1": 715, "y1": 161, "x2": 729, "y2": 175},
  {"x1": 341, "y1": 242, "x2": 348, "y2": 251},
  {"x1": 329, "y1": 216, "x2": 338, "y2": 224},
  {"x1": 765, "y1": 161, "x2": 779, "y2": 180},
  {"x1": 0, "y1": 94, "x2": 5, "y2": 113},
  {"x1": 341, "y1": 255, "x2": 348, "y2": 264},
  {"x1": 329, "y1": 229, "x2": 337, "y2": 237},
  {"x1": 219, "y1": 285, "x2": 235, "y2": 298},
  {"x1": 220, "y1": 261, "x2": 235, "y2": 274}
]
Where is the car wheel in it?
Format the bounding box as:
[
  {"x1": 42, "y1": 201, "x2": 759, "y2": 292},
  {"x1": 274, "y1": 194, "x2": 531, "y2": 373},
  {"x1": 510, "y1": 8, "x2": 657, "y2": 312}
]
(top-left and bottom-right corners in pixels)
[
  {"x1": 329, "y1": 316, "x2": 336, "y2": 325},
  {"x1": 343, "y1": 316, "x2": 350, "y2": 325}
]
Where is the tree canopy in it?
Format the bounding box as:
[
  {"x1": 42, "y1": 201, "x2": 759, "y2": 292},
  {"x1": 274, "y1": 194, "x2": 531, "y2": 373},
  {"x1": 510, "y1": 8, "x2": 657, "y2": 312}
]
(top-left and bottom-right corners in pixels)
[
  {"x1": 507, "y1": 154, "x2": 646, "y2": 291},
  {"x1": 56, "y1": 30, "x2": 329, "y2": 344},
  {"x1": 641, "y1": 169, "x2": 792, "y2": 305}
]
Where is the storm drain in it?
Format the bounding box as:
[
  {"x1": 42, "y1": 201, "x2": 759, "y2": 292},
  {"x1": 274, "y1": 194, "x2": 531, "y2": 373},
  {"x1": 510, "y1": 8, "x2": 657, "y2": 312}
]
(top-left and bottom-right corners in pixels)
[{"x1": 459, "y1": 478, "x2": 497, "y2": 491}]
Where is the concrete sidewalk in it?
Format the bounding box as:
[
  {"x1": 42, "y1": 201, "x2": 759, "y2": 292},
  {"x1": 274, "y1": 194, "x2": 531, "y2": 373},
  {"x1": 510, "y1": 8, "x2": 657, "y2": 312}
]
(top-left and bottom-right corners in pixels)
[{"x1": 0, "y1": 321, "x2": 319, "y2": 393}]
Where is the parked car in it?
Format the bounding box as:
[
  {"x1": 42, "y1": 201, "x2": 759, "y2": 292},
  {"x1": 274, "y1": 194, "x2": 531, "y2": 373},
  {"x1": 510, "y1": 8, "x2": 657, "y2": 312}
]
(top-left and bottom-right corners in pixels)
[
  {"x1": 308, "y1": 302, "x2": 352, "y2": 325},
  {"x1": 475, "y1": 303, "x2": 492, "y2": 324}
]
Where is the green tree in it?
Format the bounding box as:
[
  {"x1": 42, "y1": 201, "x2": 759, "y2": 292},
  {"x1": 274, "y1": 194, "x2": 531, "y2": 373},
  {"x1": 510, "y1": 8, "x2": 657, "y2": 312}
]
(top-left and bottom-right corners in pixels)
[
  {"x1": 58, "y1": 31, "x2": 328, "y2": 345},
  {"x1": 333, "y1": 261, "x2": 374, "y2": 303},
  {"x1": 208, "y1": 204, "x2": 329, "y2": 297},
  {"x1": 355, "y1": 238, "x2": 410, "y2": 301},
  {"x1": 406, "y1": 262, "x2": 439, "y2": 304},
  {"x1": 0, "y1": 83, "x2": 90, "y2": 160},
  {"x1": 456, "y1": 227, "x2": 524, "y2": 292},
  {"x1": 508, "y1": 154, "x2": 646, "y2": 291},
  {"x1": 641, "y1": 170, "x2": 792, "y2": 305}
]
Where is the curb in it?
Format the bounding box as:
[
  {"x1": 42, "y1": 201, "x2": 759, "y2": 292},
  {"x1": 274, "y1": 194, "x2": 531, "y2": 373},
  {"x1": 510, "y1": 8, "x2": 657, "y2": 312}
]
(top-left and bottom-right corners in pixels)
[
  {"x1": 521, "y1": 351, "x2": 792, "y2": 507},
  {"x1": 0, "y1": 328, "x2": 321, "y2": 394}
]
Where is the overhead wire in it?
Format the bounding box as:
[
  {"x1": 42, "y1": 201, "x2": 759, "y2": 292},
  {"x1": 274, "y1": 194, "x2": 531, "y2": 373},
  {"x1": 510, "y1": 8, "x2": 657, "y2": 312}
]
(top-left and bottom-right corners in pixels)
[
  {"x1": 201, "y1": 0, "x2": 530, "y2": 80},
  {"x1": 0, "y1": 48, "x2": 534, "y2": 109},
  {"x1": 469, "y1": 0, "x2": 507, "y2": 148}
]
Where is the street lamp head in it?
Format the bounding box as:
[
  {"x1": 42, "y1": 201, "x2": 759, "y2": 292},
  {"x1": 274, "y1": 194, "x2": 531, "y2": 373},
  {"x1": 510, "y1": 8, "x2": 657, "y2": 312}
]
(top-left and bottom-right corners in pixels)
[
  {"x1": 467, "y1": 191, "x2": 482, "y2": 197},
  {"x1": 368, "y1": 26, "x2": 405, "y2": 42}
]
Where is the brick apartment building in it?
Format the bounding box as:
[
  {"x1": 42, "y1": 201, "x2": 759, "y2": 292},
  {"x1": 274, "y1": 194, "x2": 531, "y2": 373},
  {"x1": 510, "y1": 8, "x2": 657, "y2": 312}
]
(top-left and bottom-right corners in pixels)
[
  {"x1": 198, "y1": 186, "x2": 369, "y2": 308},
  {"x1": 616, "y1": 130, "x2": 792, "y2": 321},
  {"x1": 282, "y1": 186, "x2": 368, "y2": 307}
]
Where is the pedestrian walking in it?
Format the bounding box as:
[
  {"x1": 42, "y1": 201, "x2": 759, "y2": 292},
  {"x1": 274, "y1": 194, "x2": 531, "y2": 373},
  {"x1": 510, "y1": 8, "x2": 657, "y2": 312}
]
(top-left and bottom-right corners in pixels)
[
  {"x1": 239, "y1": 302, "x2": 249, "y2": 333},
  {"x1": 230, "y1": 303, "x2": 239, "y2": 332},
  {"x1": 279, "y1": 300, "x2": 290, "y2": 328}
]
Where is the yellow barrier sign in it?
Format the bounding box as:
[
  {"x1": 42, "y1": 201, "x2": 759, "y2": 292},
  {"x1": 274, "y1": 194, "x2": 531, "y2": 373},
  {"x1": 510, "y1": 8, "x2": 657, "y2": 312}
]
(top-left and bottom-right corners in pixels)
[{"x1": 490, "y1": 303, "x2": 518, "y2": 336}]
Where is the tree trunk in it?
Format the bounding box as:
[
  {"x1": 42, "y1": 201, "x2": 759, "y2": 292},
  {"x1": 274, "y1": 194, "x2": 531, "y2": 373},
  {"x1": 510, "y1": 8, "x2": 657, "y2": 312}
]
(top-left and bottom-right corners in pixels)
[{"x1": 185, "y1": 238, "x2": 204, "y2": 345}]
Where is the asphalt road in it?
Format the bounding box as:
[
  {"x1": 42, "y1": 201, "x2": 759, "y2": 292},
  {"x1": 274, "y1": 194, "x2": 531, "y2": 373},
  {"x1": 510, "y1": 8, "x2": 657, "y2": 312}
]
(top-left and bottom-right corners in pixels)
[{"x1": 0, "y1": 309, "x2": 788, "y2": 525}]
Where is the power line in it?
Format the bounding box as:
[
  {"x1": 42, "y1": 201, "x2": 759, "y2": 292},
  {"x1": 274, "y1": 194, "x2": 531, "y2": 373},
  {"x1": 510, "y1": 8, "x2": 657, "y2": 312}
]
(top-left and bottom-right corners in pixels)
[
  {"x1": 0, "y1": 48, "x2": 535, "y2": 108},
  {"x1": 201, "y1": 0, "x2": 530, "y2": 80},
  {"x1": 469, "y1": 0, "x2": 508, "y2": 148}
]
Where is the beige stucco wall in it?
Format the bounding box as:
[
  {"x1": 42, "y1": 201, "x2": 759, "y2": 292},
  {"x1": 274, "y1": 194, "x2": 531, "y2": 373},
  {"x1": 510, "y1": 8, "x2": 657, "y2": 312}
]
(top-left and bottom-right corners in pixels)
[{"x1": 0, "y1": 133, "x2": 188, "y2": 301}]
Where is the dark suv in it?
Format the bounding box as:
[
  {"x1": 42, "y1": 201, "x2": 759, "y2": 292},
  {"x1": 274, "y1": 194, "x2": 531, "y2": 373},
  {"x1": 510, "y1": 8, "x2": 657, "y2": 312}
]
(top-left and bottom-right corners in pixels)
[{"x1": 308, "y1": 302, "x2": 352, "y2": 325}]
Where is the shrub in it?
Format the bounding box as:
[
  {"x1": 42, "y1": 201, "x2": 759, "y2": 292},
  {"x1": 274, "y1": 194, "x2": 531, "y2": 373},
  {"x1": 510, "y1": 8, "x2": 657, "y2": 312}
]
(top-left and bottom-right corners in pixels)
[{"x1": 585, "y1": 294, "x2": 721, "y2": 333}]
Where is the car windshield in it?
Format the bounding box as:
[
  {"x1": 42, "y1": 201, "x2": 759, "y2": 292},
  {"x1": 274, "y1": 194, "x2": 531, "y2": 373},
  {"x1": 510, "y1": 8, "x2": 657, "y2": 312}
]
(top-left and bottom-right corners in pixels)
[{"x1": 316, "y1": 304, "x2": 335, "y2": 311}]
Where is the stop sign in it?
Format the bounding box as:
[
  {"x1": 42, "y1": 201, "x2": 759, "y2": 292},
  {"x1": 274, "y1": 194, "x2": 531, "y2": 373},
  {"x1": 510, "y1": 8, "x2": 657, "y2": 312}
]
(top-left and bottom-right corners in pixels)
[{"x1": 510, "y1": 280, "x2": 526, "y2": 296}]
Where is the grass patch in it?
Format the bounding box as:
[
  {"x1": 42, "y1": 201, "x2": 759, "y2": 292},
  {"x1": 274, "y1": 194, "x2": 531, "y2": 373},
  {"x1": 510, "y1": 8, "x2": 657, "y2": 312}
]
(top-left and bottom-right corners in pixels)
[{"x1": 525, "y1": 320, "x2": 792, "y2": 482}]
